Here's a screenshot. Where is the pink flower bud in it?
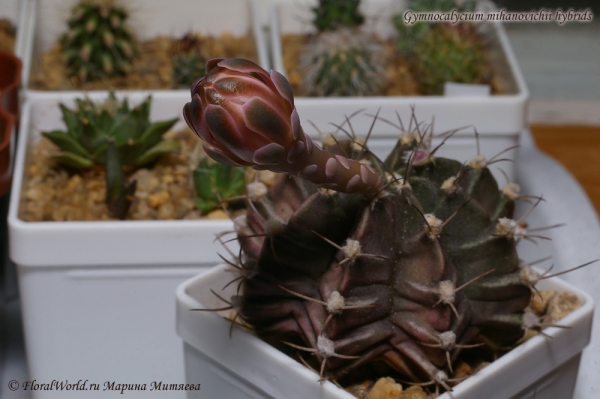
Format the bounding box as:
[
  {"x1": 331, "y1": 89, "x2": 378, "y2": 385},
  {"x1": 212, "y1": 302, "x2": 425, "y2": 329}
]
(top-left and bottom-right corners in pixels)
[
  {"x1": 184, "y1": 58, "x2": 383, "y2": 196},
  {"x1": 183, "y1": 58, "x2": 303, "y2": 168}
]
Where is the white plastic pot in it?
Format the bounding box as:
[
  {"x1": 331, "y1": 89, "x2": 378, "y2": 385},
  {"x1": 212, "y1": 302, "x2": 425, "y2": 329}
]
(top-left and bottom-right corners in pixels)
[
  {"x1": 270, "y1": 0, "x2": 529, "y2": 180},
  {"x1": 176, "y1": 263, "x2": 593, "y2": 399},
  {"x1": 7, "y1": 92, "x2": 238, "y2": 399},
  {"x1": 19, "y1": 0, "x2": 269, "y2": 93}
]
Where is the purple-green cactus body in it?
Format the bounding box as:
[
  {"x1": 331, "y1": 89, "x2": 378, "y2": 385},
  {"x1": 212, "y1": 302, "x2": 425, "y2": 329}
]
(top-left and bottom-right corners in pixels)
[
  {"x1": 409, "y1": 161, "x2": 530, "y2": 348},
  {"x1": 184, "y1": 59, "x2": 532, "y2": 389},
  {"x1": 233, "y1": 154, "x2": 528, "y2": 383}
]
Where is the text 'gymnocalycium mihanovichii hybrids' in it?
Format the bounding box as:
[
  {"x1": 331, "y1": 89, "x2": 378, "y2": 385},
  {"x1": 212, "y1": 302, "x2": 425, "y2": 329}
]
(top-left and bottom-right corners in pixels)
[{"x1": 183, "y1": 58, "x2": 590, "y2": 394}]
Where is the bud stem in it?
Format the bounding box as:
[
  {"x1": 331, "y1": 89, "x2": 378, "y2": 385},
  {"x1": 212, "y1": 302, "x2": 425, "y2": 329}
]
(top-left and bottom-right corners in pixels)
[{"x1": 262, "y1": 133, "x2": 384, "y2": 197}]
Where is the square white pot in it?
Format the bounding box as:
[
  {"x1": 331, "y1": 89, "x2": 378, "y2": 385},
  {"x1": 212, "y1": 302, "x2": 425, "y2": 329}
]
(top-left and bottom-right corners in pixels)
[
  {"x1": 7, "y1": 92, "x2": 239, "y2": 399},
  {"x1": 19, "y1": 0, "x2": 269, "y2": 93},
  {"x1": 176, "y1": 263, "x2": 593, "y2": 399},
  {"x1": 270, "y1": 0, "x2": 529, "y2": 180}
]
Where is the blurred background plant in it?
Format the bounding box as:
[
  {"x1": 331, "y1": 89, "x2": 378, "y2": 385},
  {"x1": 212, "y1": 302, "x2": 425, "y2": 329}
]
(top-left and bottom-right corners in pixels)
[
  {"x1": 192, "y1": 158, "x2": 246, "y2": 215},
  {"x1": 42, "y1": 93, "x2": 179, "y2": 219},
  {"x1": 393, "y1": 0, "x2": 493, "y2": 94},
  {"x1": 60, "y1": 0, "x2": 137, "y2": 84},
  {"x1": 311, "y1": 0, "x2": 364, "y2": 31},
  {"x1": 299, "y1": 0, "x2": 386, "y2": 97},
  {"x1": 170, "y1": 31, "x2": 207, "y2": 89}
]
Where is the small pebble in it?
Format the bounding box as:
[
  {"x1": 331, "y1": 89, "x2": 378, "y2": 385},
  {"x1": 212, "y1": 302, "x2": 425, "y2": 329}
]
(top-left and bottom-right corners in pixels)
[
  {"x1": 453, "y1": 362, "x2": 473, "y2": 379},
  {"x1": 174, "y1": 165, "x2": 190, "y2": 175},
  {"x1": 25, "y1": 188, "x2": 44, "y2": 201},
  {"x1": 183, "y1": 210, "x2": 201, "y2": 220},
  {"x1": 28, "y1": 164, "x2": 39, "y2": 177},
  {"x1": 205, "y1": 209, "x2": 229, "y2": 219},
  {"x1": 161, "y1": 173, "x2": 175, "y2": 184},
  {"x1": 367, "y1": 377, "x2": 403, "y2": 399},
  {"x1": 66, "y1": 174, "x2": 82, "y2": 190},
  {"x1": 157, "y1": 202, "x2": 175, "y2": 220},
  {"x1": 147, "y1": 191, "x2": 170, "y2": 208}
]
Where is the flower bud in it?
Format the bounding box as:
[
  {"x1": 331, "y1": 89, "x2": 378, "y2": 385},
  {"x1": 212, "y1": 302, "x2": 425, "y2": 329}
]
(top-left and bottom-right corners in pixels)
[
  {"x1": 184, "y1": 58, "x2": 302, "y2": 168},
  {"x1": 184, "y1": 58, "x2": 383, "y2": 196}
]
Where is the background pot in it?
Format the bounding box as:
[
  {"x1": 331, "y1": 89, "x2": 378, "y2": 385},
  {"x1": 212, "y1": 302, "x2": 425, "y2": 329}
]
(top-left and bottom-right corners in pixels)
[
  {"x1": 19, "y1": 0, "x2": 269, "y2": 95},
  {"x1": 0, "y1": 51, "x2": 22, "y2": 123},
  {"x1": 270, "y1": 0, "x2": 529, "y2": 181},
  {"x1": 7, "y1": 92, "x2": 236, "y2": 399},
  {"x1": 0, "y1": 51, "x2": 22, "y2": 195},
  {"x1": 0, "y1": 107, "x2": 15, "y2": 197}
]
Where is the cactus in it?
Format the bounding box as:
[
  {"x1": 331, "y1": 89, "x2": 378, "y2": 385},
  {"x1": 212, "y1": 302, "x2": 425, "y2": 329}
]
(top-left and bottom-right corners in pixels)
[
  {"x1": 60, "y1": 0, "x2": 136, "y2": 83},
  {"x1": 170, "y1": 31, "x2": 207, "y2": 89},
  {"x1": 411, "y1": 23, "x2": 492, "y2": 95},
  {"x1": 193, "y1": 158, "x2": 246, "y2": 215},
  {"x1": 184, "y1": 58, "x2": 579, "y2": 393},
  {"x1": 312, "y1": 0, "x2": 364, "y2": 32},
  {"x1": 172, "y1": 52, "x2": 207, "y2": 88},
  {"x1": 43, "y1": 92, "x2": 179, "y2": 218},
  {"x1": 393, "y1": 0, "x2": 479, "y2": 53},
  {"x1": 392, "y1": 0, "x2": 491, "y2": 95},
  {"x1": 295, "y1": 0, "x2": 385, "y2": 97},
  {"x1": 299, "y1": 29, "x2": 386, "y2": 97}
]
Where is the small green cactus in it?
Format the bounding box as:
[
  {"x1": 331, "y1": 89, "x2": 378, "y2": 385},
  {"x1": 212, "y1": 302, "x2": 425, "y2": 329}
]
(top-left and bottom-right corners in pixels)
[
  {"x1": 393, "y1": 0, "x2": 479, "y2": 49},
  {"x1": 60, "y1": 0, "x2": 136, "y2": 83},
  {"x1": 170, "y1": 32, "x2": 207, "y2": 88},
  {"x1": 172, "y1": 52, "x2": 207, "y2": 88},
  {"x1": 299, "y1": 29, "x2": 385, "y2": 97},
  {"x1": 312, "y1": 0, "x2": 364, "y2": 32},
  {"x1": 43, "y1": 92, "x2": 179, "y2": 218},
  {"x1": 299, "y1": 0, "x2": 385, "y2": 97},
  {"x1": 412, "y1": 23, "x2": 491, "y2": 95},
  {"x1": 193, "y1": 158, "x2": 246, "y2": 215},
  {"x1": 392, "y1": 0, "x2": 490, "y2": 94}
]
